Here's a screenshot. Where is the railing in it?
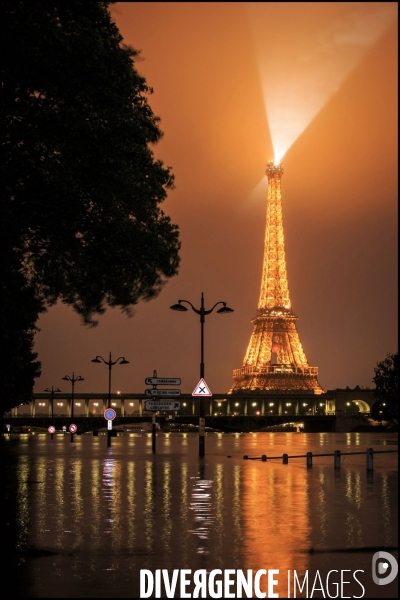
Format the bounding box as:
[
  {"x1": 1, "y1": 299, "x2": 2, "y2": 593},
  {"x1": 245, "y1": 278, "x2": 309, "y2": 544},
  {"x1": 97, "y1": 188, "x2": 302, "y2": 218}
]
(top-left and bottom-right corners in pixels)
[
  {"x1": 233, "y1": 365, "x2": 319, "y2": 376},
  {"x1": 242, "y1": 448, "x2": 398, "y2": 470}
]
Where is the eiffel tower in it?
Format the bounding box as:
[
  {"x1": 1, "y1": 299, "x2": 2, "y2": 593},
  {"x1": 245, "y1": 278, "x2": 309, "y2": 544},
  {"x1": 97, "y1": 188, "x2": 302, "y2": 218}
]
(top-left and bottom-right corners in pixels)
[{"x1": 229, "y1": 161, "x2": 324, "y2": 394}]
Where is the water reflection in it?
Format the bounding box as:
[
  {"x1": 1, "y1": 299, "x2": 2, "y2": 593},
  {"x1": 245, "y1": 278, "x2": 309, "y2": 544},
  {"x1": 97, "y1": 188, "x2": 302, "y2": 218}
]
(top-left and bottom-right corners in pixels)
[
  {"x1": 144, "y1": 460, "x2": 155, "y2": 554},
  {"x1": 16, "y1": 455, "x2": 30, "y2": 553},
  {"x1": 4, "y1": 432, "x2": 398, "y2": 598},
  {"x1": 242, "y1": 462, "x2": 310, "y2": 597},
  {"x1": 381, "y1": 472, "x2": 395, "y2": 545},
  {"x1": 91, "y1": 459, "x2": 101, "y2": 551},
  {"x1": 188, "y1": 475, "x2": 214, "y2": 553}
]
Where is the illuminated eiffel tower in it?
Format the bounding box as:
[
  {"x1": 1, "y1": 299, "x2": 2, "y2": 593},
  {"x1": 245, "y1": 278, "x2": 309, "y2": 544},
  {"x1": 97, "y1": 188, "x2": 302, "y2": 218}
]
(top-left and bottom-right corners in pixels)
[{"x1": 229, "y1": 161, "x2": 323, "y2": 394}]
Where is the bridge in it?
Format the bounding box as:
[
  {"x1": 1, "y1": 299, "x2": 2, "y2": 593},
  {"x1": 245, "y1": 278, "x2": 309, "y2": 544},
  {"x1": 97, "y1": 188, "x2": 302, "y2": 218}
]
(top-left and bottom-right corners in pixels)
[
  {"x1": 7, "y1": 391, "x2": 331, "y2": 418},
  {"x1": 5, "y1": 387, "x2": 376, "y2": 419},
  {"x1": 3, "y1": 387, "x2": 380, "y2": 434}
]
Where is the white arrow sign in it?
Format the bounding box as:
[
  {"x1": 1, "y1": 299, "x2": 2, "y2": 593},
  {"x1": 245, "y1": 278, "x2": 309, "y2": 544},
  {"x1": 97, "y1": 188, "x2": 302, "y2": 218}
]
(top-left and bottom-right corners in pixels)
[
  {"x1": 192, "y1": 378, "x2": 212, "y2": 396},
  {"x1": 145, "y1": 377, "x2": 181, "y2": 385},
  {"x1": 145, "y1": 389, "x2": 181, "y2": 396},
  {"x1": 145, "y1": 401, "x2": 181, "y2": 411}
]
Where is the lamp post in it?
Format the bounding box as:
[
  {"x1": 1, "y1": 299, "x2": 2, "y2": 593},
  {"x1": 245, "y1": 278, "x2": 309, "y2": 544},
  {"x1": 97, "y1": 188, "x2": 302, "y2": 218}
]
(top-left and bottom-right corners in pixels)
[
  {"x1": 62, "y1": 372, "x2": 84, "y2": 441},
  {"x1": 44, "y1": 386, "x2": 61, "y2": 419},
  {"x1": 170, "y1": 292, "x2": 233, "y2": 457},
  {"x1": 91, "y1": 352, "x2": 129, "y2": 446}
]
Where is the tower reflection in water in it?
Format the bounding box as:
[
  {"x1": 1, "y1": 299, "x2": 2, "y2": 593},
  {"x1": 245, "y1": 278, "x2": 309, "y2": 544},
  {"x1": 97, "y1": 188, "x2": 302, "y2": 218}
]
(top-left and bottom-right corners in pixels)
[{"x1": 241, "y1": 462, "x2": 309, "y2": 596}]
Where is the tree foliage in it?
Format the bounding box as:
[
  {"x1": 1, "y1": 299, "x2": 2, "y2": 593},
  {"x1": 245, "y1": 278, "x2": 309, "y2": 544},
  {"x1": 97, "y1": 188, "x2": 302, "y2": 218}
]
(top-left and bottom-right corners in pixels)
[
  {"x1": 1, "y1": 2, "x2": 180, "y2": 410},
  {"x1": 371, "y1": 352, "x2": 398, "y2": 421},
  {"x1": 1, "y1": 258, "x2": 42, "y2": 411}
]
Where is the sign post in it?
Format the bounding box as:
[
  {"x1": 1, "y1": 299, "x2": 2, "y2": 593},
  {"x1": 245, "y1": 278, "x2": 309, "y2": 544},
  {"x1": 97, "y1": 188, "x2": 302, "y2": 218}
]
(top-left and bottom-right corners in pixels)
[
  {"x1": 145, "y1": 370, "x2": 181, "y2": 454},
  {"x1": 145, "y1": 389, "x2": 181, "y2": 397},
  {"x1": 145, "y1": 401, "x2": 181, "y2": 411},
  {"x1": 145, "y1": 377, "x2": 181, "y2": 386},
  {"x1": 192, "y1": 378, "x2": 212, "y2": 455},
  {"x1": 104, "y1": 408, "x2": 116, "y2": 447},
  {"x1": 152, "y1": 413, "x2": 156, "y2": 453},
  {"x1": 48, "y1": 425, "x2": 56, "y2": 440}
]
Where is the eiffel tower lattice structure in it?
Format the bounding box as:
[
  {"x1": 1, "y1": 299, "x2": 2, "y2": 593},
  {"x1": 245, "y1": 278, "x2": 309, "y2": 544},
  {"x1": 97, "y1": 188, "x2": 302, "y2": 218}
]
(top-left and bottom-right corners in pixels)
[{"x1": 229, "y1": 161, "x2": 324, "y2": 395}]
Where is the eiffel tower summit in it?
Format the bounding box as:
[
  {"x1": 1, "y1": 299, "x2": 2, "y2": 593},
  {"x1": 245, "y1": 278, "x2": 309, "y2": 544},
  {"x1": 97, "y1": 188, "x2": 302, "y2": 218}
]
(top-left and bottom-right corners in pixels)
[{"x1": 229, "y1": 161, "x2": 324, "y2": 395}]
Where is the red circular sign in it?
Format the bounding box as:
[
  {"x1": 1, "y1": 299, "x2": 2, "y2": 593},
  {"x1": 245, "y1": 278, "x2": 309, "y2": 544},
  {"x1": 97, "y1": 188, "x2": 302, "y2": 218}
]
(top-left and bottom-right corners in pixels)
[
  {"x1": 104, "y1": 408, "x2": 116, "y2": 420},
  {"x1": 48, "y1": 425, "x2": 56, "y2": 434},
  {"x1": 69, "y1": 424, "x2": 77, "y2": 433}
]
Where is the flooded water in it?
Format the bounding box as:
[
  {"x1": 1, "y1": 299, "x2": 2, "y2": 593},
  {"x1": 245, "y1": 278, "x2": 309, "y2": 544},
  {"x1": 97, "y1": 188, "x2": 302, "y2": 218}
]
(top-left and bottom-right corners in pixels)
[{"x1": 3, "y1": 432, "x2": 398, "y2": 598}]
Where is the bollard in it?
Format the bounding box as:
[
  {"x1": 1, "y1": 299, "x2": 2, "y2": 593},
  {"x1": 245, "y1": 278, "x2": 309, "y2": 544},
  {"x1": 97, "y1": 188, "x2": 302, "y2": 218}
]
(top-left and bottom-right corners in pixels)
[
  {"x1": 366, "y1": 447, "x2": 374, "y2": 471},
  {"x1": 334, "y1": 450, "x2": 341, "y2": 469},
  {"x1": 283, "y1": 453, "x2": 288, "y2": 464},
  {"x1": 261, "y1": 455, "x2": 267, "y2": 461},
  {"x1": 307, "y1": 452, "x2": 313, "y2": 468},
  {"x1": 243, "y1": 455, "x2": 248, "y2": 460}
]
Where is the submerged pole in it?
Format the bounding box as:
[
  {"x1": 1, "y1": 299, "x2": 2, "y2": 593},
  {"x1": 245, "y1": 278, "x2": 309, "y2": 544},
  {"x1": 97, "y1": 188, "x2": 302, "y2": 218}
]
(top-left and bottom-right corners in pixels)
[{"x1": 366, "y1": 447, "x2": 374, "y2": 471}]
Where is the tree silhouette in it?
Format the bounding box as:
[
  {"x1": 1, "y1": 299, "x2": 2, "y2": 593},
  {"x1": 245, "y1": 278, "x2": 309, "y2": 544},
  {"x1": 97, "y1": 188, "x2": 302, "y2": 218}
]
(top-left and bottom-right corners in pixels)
[
  {"x1": 371, "y1": 352, "x2": 398, "y2": 422},
  {"x1": 2, "y1": 2, "x2": 180, "y2": 410}
]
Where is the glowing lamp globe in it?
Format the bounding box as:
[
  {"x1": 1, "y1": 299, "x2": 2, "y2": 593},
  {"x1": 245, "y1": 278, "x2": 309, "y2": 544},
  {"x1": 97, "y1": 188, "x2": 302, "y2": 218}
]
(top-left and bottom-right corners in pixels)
[{"x1": 271, "y1": 342, "x2": 280, "y2": 353}]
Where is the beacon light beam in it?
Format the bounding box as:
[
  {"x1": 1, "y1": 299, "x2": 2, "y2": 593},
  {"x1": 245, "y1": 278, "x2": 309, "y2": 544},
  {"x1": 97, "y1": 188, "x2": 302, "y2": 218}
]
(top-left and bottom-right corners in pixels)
[{"x1": 247, "y1": 1, "x2": 397, "y2": 163}]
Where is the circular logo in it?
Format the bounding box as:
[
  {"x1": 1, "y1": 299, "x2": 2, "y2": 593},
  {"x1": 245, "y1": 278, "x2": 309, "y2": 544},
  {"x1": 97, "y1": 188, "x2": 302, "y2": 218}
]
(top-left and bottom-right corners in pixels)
[
  {"x1": 69, "y1": 424, "x2": 77, "y2": 433},
  {"x1": 104, "y1": 408, "x2": 116, "y2": 421},
  {"x1": 48, "y1": 425, "x2": 56, "y2": 434}
]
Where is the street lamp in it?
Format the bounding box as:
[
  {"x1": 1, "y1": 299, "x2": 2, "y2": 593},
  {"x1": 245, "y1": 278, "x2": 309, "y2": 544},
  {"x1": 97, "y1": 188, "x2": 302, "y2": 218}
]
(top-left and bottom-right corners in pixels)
[
  {"x1": 91, "y1": 352, "x2": 129, "y2": 447},
  {"x1": 91, "y1": 352, "x2": 129, "y2": 409},
  {"x1": 44, "y1": 386, "x2": 61, "y2": 419},
  {"x1": 62, "y1": 373, "x2": 84, "y2": 440},
  {"x1": 170, "y1": 292, "x2": 233, "y2": 456}
]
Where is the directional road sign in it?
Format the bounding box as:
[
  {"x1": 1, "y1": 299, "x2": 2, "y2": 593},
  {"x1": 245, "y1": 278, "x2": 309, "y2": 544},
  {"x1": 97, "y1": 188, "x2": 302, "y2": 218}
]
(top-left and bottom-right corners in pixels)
[
  {"x1": 145, "y1": 389, "x2": 181, "y2": 396},
  {"x1": 145, "y1": 377, "x2": 181, "y2": 386},
  {"x1": 69, "y1": 424, "x2": 77, "y2": 433},
  {"x1": 192, "y1": 378, "x2": 212, "y2": 396},
  {"x1": 104, "y1": 408, "x2": 117, "y2": 420},
  {"x1": 48, "y1": 425, "x2": 56, "y2": 434},
  {"x1": 145, "y1": 401, "x2": 181, "y2": 411}
]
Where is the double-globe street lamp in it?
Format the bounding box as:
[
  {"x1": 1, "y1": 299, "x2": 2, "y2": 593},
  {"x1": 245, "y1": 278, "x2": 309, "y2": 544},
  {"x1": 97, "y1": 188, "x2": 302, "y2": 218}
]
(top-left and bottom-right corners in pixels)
[
  {"x1": 44, "y1": 386, "x2": 61, "y2": 419},
  {"x1": 91, "y1": 352, "x2": 129, "y2": 445},
  {"x1": 170, "y1": 292, "x2": 234, "y2": 457},
  {"x1": 62, "y1": 373, "x2": 84, "y2": 441}
]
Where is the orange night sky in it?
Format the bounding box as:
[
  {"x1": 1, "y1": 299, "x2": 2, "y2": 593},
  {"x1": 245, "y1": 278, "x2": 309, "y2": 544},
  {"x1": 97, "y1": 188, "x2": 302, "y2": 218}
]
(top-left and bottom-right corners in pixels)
[{"x1": 34, "y1": 2, "x2": 398, "y2": 395}]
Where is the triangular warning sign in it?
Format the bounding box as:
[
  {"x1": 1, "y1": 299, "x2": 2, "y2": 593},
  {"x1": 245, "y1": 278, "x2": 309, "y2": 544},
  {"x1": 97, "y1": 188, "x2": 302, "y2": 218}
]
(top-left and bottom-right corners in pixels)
[{"x1": 192, "y1": 378, "x2": 212, "y2": 396}]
